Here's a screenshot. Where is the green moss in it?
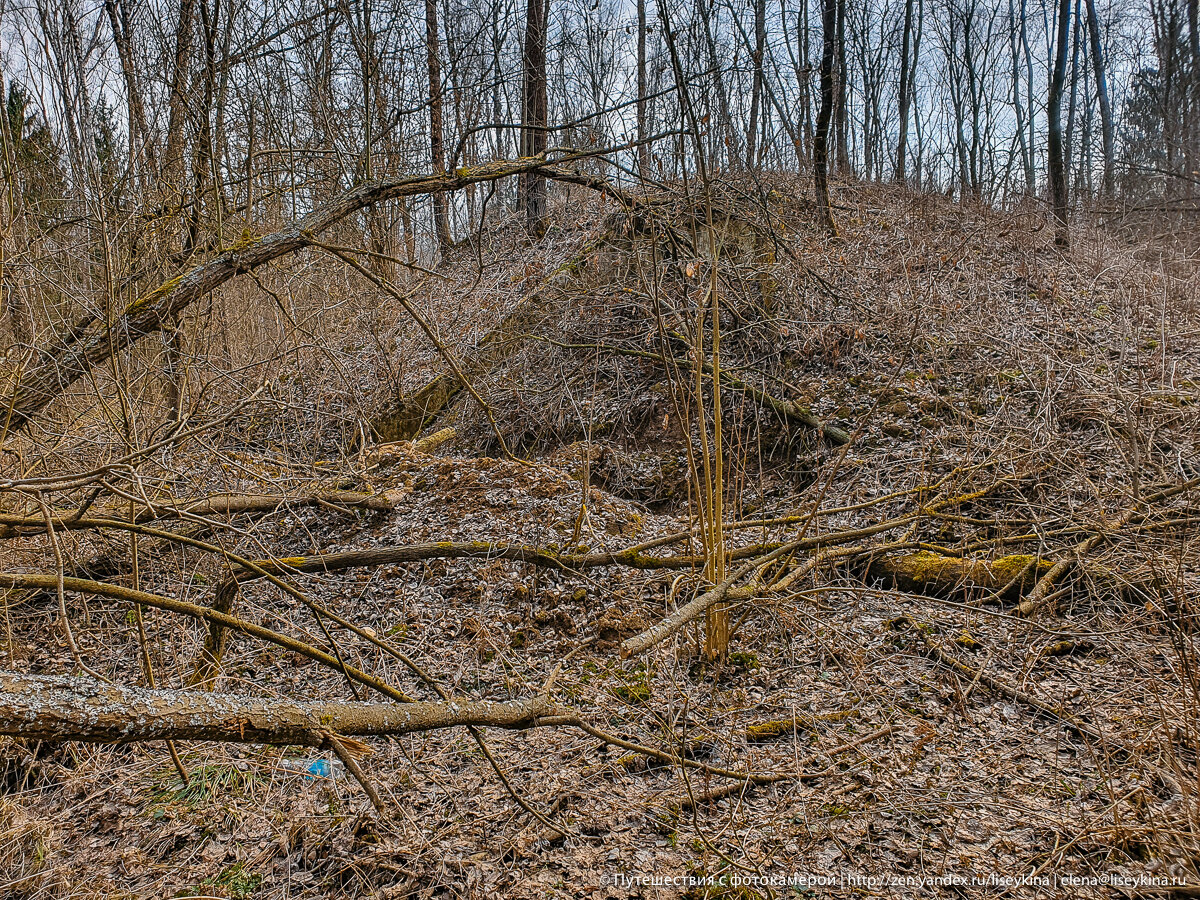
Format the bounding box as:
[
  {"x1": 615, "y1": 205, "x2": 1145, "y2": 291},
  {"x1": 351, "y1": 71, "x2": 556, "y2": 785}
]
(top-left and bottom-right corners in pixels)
[
  {"x1": 610, "y1": 663, "x2": 652, "y2": 705},
  {"x1": 125, "y1": 273, "x2": 184, "y2": 317},
  {"x1": 745, "y1": 719, "x2": 797, "y2": 742},
  {"x1": 727, "y1": 651, "x2": 760, "y2": 672},
  {"x1": 612, "y1": 679, "x2": 650, "y2": 705},
  {"x1": 954, "y1": 631, "x2": 982, "y2": 650},
  {"x1": 224, "y1": 228, "x2": 262, "y2": 253},
  {"x1": 745, "y1": 709, "x2": 856, "y2": 742}
]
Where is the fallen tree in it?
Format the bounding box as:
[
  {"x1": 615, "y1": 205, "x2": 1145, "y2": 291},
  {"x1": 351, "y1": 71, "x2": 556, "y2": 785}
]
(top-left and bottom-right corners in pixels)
[
  {"x1": 0, "y1": 671, "x2": 550, "y2": 747},
  {"x1": 0, "y1": 489, "x2": 400, "y2": 540},
  {"x1": 0, "y1": 147, "x2": 646, "y2": 434},
  {"x1": 867, "y1": 550, "x2": 1050, "y2": 597}
]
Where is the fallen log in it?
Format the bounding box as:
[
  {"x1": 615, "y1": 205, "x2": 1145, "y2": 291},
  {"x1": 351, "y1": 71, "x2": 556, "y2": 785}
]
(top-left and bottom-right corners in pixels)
[
  {"x1": 866, "y1": 550, "x2": 1051, "y2": 597},
  {"x1": 0, "y1": 147, "x2": 640, "y2": 434},
  {"x1": 1016, "y1": 476, "x2": 1199, "y2": 616},
  {"x1": 0, "y1": 671, "x2": 550, "y2": 747},
  {"x1": 0, "y1": 490, "x2": 399, "y2": 540}
]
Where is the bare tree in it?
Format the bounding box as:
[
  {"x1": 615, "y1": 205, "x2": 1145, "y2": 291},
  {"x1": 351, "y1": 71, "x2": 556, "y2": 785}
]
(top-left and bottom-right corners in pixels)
[
  {"x1": 426, "y1": 0, "x2": 453, "y2": 251},
  {"x1": 1048, "y1": 0, "x2": 1071, "y2": 246},
  {"x1": 1083, "y1": 0, "x2": 1114, "y2": 197},
  {"x1": 747, "y1": 0, "x2": 767, "y2": 166},
  {"x1": 896, "y1": 0, "x2": 916, "y2": 183},
  {"x1": 815, "y1": 0, "x2": 838, "y2": 234},
  {"x1": 636, "y1": 0, "x2": 650, "y2": 175},
  {"x1": 519, "y1": 0, "x2": 549, "y2": 234}
]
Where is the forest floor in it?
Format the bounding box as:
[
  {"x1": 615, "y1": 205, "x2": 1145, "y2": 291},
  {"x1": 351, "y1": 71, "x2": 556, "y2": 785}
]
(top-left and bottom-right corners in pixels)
[{"x1": 2, "y1": 178, "x2": 1199, "y2": 898}]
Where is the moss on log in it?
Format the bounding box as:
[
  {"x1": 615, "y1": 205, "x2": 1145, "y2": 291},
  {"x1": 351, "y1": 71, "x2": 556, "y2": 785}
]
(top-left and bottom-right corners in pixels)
[{"x1": 867, "y1": 551, "x2": 1051, "y2": 597}]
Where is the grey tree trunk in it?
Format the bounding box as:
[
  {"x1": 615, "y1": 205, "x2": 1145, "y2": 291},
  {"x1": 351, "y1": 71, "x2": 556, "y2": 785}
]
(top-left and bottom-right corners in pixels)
[
  {"x1": 1048, "y1": 0, "x2": 1072, "y2": 247},
  {"x1": 815, "y1": 0, "x2": 838, "y2": 234},
  {"x1": 1083, "y1": 0, "x2": 1114, "y2": 197}
]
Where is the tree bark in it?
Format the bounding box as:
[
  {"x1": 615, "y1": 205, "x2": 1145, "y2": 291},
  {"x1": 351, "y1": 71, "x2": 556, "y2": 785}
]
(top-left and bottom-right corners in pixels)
[
  {"x1": 103, "y1": 0, "x2": 153, "y2": 181},
  {"x1": 425, "y1": 0, "x2": 453, "y2": 252},
  {"x1": 814, "y1": 0, "x2": 838, "y2": 235},
  {"x1": 1083, "y1": 0, "x2": 1114, "y2": 197},
  {"x1": 0, "y1": 671, "x2": 550, "y2": 747},
  {"x1": 636, "y1": 0, "x2": 650, "y2": 176},
  {"x1": 747, "y1": 0, "x2": 767, "y2": 166},
  {"x1": 519, "y1": 0, "x2": 549, "y2": 235},
  {"x1": 895, "y1": 0, "x2": 915, "y2": 183},
  {"x1": 1048, "y1": 0, "x2": 1071, "y2": 247},
  {"x1": 833, "y1": 0, "x2": 850, "y2": 174},
  {"x1": 1009, "y1": 0, "x2": 1034, "y2": 193},
  {"x1": 163, "y1": 0, "x2": 198, "y2": 186}
]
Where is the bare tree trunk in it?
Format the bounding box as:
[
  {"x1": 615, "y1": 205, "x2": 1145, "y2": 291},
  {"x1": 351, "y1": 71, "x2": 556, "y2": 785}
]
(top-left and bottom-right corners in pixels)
[
  {"x1": 0, "y1": 74, "x2": 32, "y2": 349},
  {"x1": 163, "y1": 0, "x2": 197, "y2": 187},
  {"x1": 519, "y1": 0, "x2": 549, "y2": 235},
  {"x1": 697, "y1": 0, "x2": 742, "y2": 168},
  {"x1": 747, "y1": 0, "x2": 767, "y2": 166},
  {"x1": 636, "y1": 0, "x2": 650, "y2": 175},
  {"x1": 797, "y1": 0, "x2": 814, "y2": 159},
  {"x1": 426, "y1": 0, "x2": 452, "y2": 252},
  {"x1": 1009, "y1": 0, "x2": 1033, "y2": 193},
  {"x1": 833, "y1": 0, "x2": 850, "y2": 174},
  {"x1": 1021, "y1": 0, "x2": 1037, "y2": 191},
  {"x1": 1083, "y1": 0, "x2": 1114, "y2": 197},
  {"x1": 1190, "y1": 0, "x2": 1200, "y2": 204},
  {"x1": 1064, "y1": 0, "x2": 1082, "y2": 186},
  {"x1": 896, "y1": 0, "x2": 915, "y2": 183},
  {"x1": 1048, "y1": 0, "x2": 1071, "y2": 247},
  {"x1": 0, "y1": 671, "x2": 551, "y2": 747},
  {"x1": 103, "y1": 0, "x2": 154, "y2": 182},
  {"x1": 815, "y1": 0, "x2": 837, "y2": 234}
]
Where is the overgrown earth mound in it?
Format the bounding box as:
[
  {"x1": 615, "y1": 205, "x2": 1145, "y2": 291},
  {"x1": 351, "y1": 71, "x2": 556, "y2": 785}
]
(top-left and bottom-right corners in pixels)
[{"x1": 2, "y1": 179, "x2": 1198, "y2": 897}]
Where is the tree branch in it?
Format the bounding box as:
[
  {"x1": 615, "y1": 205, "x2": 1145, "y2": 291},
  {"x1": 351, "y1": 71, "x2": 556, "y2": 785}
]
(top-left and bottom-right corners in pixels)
[
  {"x1": 0, "y1": 671, "x2": 551, "y2": 746},
  {"x1": 0, "y1": 149, "x2": 632, "y2": 433}
]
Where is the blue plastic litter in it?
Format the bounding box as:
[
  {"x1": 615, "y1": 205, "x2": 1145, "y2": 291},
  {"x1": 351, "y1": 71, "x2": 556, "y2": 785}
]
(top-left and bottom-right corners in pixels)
[{"x1": 280, "y1": 757, "x2": 345, "y2": 780}]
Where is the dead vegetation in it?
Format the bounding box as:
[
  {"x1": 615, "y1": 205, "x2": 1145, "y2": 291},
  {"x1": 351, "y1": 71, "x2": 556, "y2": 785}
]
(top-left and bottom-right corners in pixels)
[{"x1": 1, "y1": 175, "x2": 1198, "y2": 898}]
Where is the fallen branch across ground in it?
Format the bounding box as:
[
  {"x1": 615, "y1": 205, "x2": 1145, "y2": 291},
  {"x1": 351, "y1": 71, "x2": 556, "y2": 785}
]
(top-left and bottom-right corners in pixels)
[
  {"x1": 0, "y1": 490, "x2": 400, "y2": 540},
  {"x1": 1015, "y1": 476, "x2": 1199, "y2": 616},
  {"x1": 0, "y1": 671, "x2": 551, "y2": 747},
  {"x1": 0, "y1": 146, "x2": 658, "y2": 433}
]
